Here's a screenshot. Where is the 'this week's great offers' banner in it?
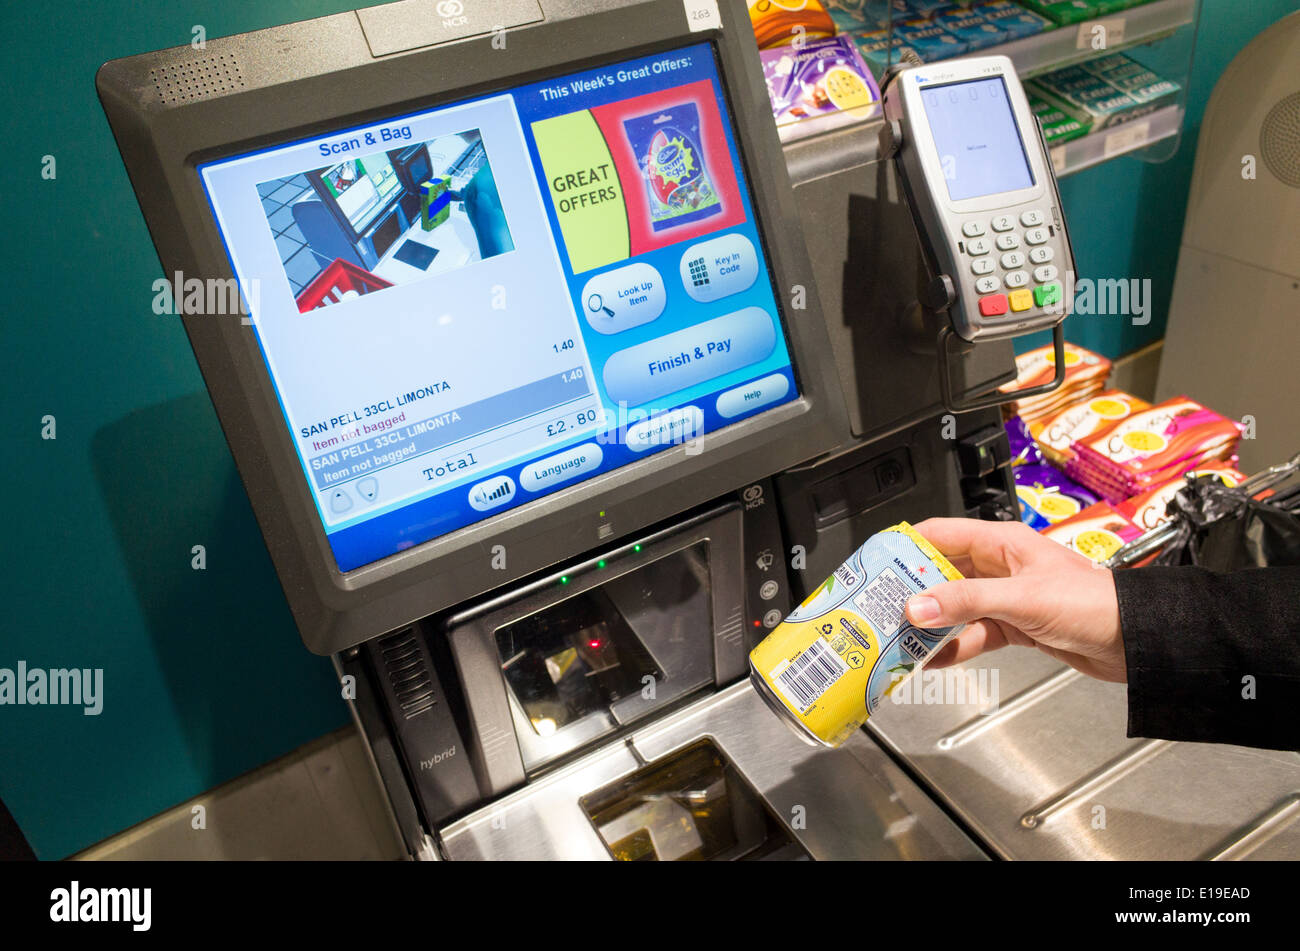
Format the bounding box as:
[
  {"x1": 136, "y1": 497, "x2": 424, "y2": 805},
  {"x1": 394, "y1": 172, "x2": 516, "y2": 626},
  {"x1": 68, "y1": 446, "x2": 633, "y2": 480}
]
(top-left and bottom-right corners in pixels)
[{"x1": 531, "y1": 79, "x2": 744, "y2": 273}]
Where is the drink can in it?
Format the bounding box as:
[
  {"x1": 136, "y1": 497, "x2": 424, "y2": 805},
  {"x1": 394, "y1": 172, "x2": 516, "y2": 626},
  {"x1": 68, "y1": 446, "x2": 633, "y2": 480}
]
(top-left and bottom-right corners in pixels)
[{"x1": 749, "y1": 521, "x2": 966, "y2": 747}]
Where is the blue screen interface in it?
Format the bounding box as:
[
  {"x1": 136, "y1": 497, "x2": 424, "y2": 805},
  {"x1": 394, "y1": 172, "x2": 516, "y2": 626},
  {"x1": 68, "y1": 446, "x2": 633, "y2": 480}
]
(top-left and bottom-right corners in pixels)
[{"x1": 199, "y1": 43, "x2": 797, "y2": 571}]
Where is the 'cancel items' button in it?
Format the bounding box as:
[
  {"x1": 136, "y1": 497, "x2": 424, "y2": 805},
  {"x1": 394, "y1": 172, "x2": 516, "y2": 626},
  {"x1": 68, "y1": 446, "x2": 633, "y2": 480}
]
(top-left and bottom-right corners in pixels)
[
  {"x1": 602, "y1": 307, "x2": 776, "y2": 407},
  {"x1": 519, "y1": 443, "x2": 603, "y2": 493}
]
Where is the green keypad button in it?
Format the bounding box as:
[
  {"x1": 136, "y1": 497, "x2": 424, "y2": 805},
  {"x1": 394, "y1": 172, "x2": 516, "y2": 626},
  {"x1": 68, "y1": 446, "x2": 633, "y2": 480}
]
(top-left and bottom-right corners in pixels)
[{"x1": 1033, "y1": 282, "x2": 1062, "y2": 307}]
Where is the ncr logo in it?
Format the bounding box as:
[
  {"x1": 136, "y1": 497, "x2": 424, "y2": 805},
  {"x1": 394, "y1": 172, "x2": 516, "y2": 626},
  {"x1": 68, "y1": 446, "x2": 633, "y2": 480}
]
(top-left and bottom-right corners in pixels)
[
  {"x1": 435, "y1": 0, "x2": 468, "y2": 27},
  {"x1": 50, "y1": 881, "x2": 151, "y2": 932}
]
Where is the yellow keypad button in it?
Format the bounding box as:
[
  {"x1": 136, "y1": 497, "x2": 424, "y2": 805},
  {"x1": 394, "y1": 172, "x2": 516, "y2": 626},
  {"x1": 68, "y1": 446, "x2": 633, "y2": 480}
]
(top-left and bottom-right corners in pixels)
[{"x1": 1009, "y1": 289, "x2": 1034, "y2": 312}]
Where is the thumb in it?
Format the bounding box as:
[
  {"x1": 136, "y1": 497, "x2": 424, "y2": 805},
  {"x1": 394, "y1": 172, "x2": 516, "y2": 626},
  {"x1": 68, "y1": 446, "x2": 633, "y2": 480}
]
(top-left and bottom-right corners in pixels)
[{"x1": 905, "y1": 577, "x2": 1032, "y2": 629}]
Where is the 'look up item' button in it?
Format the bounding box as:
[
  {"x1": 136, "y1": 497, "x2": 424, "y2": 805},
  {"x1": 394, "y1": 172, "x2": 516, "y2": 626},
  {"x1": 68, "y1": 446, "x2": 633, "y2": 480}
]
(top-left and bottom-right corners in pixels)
[
  {"x1": 679, "y1": 233, "x2": 758, "y2": 303},
  {"x1": 579, "y1": 262, "x2": 666, "y2": 335},
  {"x1": 520, "y1": 443, "x2": 603, "y2": 493},
  {"x1": 626, "y1": 406, "x2": 704, "y2": 452},
  {"x1": 716, "y1": 373, "x2": 791, "y2": 419},
  {"x1": 602, "y1": 307, "x2": 777, "y2": 407}
]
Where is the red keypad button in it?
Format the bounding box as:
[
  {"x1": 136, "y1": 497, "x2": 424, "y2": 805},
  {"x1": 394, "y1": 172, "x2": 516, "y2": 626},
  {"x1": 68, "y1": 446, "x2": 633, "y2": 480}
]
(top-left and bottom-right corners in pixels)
[{"x1": 978, "y1": 294, "x2": 1008, "y2": 317}]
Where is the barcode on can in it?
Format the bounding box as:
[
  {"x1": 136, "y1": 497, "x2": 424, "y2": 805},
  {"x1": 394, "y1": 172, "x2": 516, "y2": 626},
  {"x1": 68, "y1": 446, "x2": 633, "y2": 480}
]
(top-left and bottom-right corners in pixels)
[{"x1": 770, "y1": 639, "x2": 848, "y2": 714}]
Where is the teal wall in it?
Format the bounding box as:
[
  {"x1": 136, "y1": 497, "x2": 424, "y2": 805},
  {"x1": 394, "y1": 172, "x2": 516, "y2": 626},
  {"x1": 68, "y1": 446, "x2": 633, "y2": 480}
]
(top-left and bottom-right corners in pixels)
[
  {"x1": 1017, "y1": 0, "x2": 1300, "y2": 358},
  {"x1": 1, "y1": 1, "x2": 366, "y2": 861},
  {"x1": 1, "y1": 0, "x2": 1296, "y2": 859}
]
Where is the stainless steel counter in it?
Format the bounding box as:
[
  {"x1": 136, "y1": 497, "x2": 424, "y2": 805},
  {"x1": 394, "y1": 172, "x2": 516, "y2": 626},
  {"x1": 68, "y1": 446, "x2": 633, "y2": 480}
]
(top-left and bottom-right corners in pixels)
[
  {"x1": 866, "y1": 650, "x2": 1300, "y2": 860},
  {"x1": 439, "y1": 680, "x2": 987, "y2": 860}
]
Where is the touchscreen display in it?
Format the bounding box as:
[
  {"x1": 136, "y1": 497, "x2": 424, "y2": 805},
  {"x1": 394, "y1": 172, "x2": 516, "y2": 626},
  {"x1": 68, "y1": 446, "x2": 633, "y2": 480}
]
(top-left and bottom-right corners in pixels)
[
  {"x1": 200, "y1": 43, "x2": 797, "y2": 571},
  {"x1": 921, "y1": 76, "x2": 1034, "y2": 201}
]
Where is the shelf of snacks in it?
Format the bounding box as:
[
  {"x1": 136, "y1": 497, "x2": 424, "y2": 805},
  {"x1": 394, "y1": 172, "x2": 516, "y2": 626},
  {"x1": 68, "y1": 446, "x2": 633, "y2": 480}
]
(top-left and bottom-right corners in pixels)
[
  {"x1": 939, "y1": 0, "x2": 1195, "y2": 79},
  {"x1": 1047, "y1": 102, "x2": 1183, "y2": 177},
  {"x1": 757, "y1": 0, "x2": 1197, "y2": 167},
  {"x1": 999, "y1": 342, "x2": 1249, "y2": 563}
]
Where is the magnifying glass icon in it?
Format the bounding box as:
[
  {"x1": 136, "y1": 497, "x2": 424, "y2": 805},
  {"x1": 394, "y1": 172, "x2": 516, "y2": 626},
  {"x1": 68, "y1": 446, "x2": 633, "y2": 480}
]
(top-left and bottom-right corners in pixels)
[{"x1": 587, "y1": 293, "x2": 615, "y2": 318}]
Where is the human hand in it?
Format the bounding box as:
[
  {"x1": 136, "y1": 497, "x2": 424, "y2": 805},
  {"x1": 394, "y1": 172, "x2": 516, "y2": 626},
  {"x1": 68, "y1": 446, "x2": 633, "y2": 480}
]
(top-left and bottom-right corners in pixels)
[{"x1": 903, "y1": 518, "x2": 1126, "y2": 683}]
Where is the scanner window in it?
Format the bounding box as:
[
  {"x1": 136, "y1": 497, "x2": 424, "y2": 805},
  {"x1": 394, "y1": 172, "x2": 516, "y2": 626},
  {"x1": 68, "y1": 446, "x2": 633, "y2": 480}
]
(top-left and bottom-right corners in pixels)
[
  {"x1": 497, "y1": 587, "x2": 661, "y2": 737},
  {"x1": 493, "y1": 541, "x2": 714, "y2": 769}
]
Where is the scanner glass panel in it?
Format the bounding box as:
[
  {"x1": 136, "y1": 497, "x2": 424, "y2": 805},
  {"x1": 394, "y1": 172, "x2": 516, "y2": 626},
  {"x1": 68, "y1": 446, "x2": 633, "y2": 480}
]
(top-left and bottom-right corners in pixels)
[
  {"x1": 198, "y1": 43, "x2": 798, "y2": 571},
  {"x1": 494, "y1": 542, "x2": 713, "y2": 771},
  {"x1": 920, "y1": 76, "x2": 1034, "y2": 201}
]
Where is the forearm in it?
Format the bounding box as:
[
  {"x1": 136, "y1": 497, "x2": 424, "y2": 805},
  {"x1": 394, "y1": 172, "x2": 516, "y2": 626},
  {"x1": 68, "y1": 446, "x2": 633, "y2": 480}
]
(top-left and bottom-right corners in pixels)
[{"x1": 1115, "y1": 565, "x2": 1300, "y2": 750}]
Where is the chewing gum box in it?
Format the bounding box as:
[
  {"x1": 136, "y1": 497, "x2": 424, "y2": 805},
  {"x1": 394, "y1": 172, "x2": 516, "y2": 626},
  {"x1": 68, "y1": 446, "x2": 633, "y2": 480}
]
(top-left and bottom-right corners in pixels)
[
  {"x1": 750, "y1": 522, "x2": 965, "y2": 747},
  {"x1": 934, "y1": 7, "x2": 1005, "y2": 53},
  {"x1": 854, "y1": 29, "x2": 921, "y2": 77},
  {"x1": 1018, "y1": 0, "x2": 1106, "y2": 25},
  {"x1": 1031, "y1": 95, "x2": 1092, "y2": 145},
  {"x1": 895, "y1": 18, "x2": 969, "y2": 60},
  {"x1": 974, "y1": 0, "x2": 1054, "y2": 39},
  {"x1": 824, "y1": 0, "x2": 891, "y2": 32}
]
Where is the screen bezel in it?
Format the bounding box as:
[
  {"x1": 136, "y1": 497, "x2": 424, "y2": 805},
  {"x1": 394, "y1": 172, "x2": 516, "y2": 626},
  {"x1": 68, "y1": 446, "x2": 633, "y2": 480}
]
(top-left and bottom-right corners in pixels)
[
  {"x1": 902, "y1": 58, "x2": 1050, "y2": 216},
  {"x1": 96, "y1": 0, "x2": 849, "y2": 656}
]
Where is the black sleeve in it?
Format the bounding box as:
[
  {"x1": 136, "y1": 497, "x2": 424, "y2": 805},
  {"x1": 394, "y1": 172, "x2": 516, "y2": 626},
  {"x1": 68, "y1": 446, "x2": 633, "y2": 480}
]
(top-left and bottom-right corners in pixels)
[{"x1": 1114, "y1": 565, "x2": 1300, "y2": 751}]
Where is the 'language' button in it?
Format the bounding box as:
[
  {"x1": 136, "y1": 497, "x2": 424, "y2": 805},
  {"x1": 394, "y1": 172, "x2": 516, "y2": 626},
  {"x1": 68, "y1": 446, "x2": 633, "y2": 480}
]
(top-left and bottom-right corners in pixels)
[{"x1": 519, "y1": 443, "x2": 603, "y2": 493}]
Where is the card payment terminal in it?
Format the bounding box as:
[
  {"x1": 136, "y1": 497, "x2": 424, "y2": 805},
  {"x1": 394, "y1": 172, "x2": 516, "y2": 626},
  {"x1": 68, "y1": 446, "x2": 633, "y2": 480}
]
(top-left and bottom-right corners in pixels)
[{"x1": 879, "y1": 55, "x2": 1072, "y2": 411}]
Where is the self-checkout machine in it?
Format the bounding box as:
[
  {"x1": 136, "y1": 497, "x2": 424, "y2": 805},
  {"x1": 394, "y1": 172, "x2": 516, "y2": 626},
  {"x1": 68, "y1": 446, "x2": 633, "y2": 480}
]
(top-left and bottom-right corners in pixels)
[{"x1": 97, "y1": 0, "x2": 1065, "y2": 860}]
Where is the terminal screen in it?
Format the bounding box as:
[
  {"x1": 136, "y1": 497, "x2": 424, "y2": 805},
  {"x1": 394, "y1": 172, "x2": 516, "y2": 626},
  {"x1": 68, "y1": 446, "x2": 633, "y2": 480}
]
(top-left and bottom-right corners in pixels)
[
  {"x1": 200, "y1": 43, "x2": 798, "y2": 571},
  {"x1": 921, "y1": 76, "x2": 1034, "y2": 201}
]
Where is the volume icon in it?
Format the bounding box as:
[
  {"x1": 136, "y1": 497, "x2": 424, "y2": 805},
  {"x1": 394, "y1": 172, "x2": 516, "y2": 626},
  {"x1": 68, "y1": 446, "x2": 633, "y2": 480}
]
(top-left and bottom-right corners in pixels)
[{"x1": 468, "y1": 475, "x2": 517, "y2": 512}]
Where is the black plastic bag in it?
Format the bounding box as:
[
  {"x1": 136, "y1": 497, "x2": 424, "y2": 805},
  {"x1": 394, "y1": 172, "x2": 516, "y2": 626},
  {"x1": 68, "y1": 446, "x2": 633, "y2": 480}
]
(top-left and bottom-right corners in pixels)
[{"x1": 1152, "y1": 472, "x2": 1300, "y2": 570}]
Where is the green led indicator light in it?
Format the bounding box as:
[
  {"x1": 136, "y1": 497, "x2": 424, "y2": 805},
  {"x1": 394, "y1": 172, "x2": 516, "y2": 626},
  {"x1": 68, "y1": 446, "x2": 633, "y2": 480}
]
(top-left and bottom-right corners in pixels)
[
  {"x1": 633, "y1": 544, "x2": 642, "y2": 552},
  {"x1": 599, "y1": 510, "x2": 605, "y2": 517},
  {"x1": 560, "y1": 576, "x2": 569, "y2": 585},
  {"x1": 597, "y1": 560, "x2": 606, "y2": 569}
]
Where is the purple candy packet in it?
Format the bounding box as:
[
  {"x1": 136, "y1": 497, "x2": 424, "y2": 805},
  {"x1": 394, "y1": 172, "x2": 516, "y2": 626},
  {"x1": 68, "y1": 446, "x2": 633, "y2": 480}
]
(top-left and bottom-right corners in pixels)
[
  {"x1": 760, "y1": 37, "x2": 881, "y2": 128},
  {"x1": 1014, "y1": 462, "x2": 1101, "y2": 528},
  {"x1": 1005, "y1": 415, "x2": 1043, "y2": 468}
]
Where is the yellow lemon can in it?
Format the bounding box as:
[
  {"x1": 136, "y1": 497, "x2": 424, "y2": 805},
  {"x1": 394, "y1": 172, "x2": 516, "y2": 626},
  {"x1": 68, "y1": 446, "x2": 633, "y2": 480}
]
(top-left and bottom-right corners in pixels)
[{"x1": 749, "y1": 522, "x2": 966, "y2": 748}]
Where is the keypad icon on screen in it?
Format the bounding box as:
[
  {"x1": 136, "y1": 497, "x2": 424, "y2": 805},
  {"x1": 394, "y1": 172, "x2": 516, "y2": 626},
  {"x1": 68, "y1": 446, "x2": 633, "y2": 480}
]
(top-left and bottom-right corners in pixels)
[{"x1": 687, "y1": 256, "x2": 710, "y2": 287}]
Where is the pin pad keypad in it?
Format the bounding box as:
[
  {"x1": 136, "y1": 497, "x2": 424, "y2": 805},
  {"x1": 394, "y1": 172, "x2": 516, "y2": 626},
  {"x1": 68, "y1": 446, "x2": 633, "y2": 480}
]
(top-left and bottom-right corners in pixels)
[{"x1": 961, "y1": 208, "x2": 1062, "y2": 319}]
